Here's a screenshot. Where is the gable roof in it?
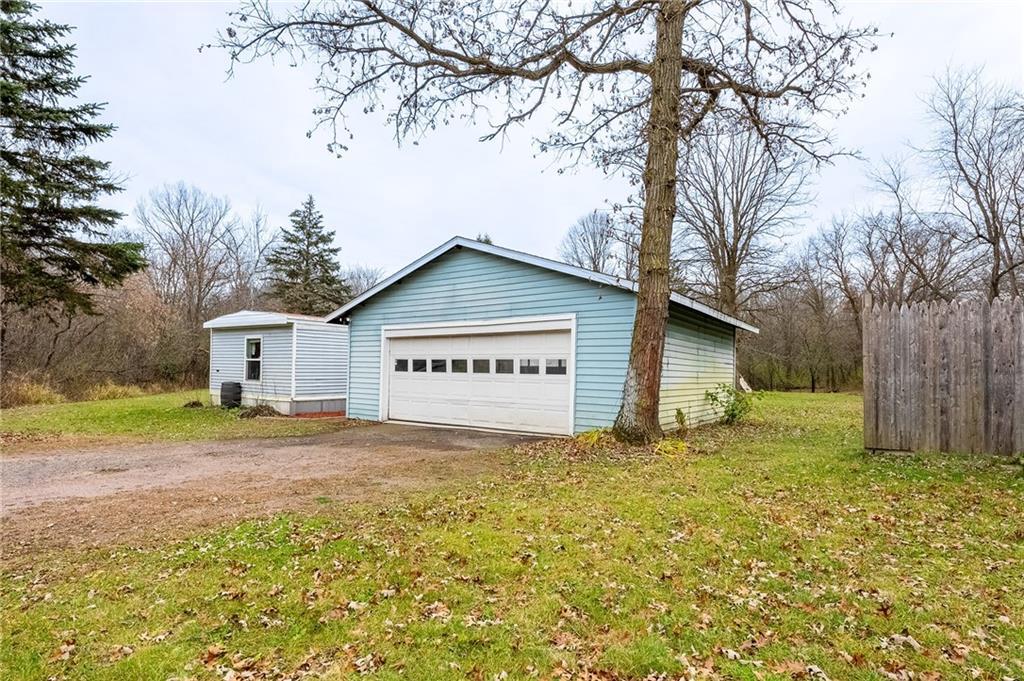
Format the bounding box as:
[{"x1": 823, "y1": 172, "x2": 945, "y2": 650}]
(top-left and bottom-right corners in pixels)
[
  {"x1": 203, "y1": 310, "x2": 326, "y2": 330},
  {"x1": 325, "y1": 236, "x2": 758, "y2": 333}
]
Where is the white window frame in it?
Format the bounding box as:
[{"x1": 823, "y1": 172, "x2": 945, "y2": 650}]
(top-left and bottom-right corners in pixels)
[
  {"x1": 244, "y1": 335, "x2": 263, "y2": 383},
  {"x1": 377, "y1": 314, "x2": 577, "y2": 435}
]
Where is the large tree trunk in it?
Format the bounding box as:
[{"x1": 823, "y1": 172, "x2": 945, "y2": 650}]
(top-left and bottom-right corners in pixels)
[{"x1": 612, "y1": 0, "x2": 684, "y2": 444}]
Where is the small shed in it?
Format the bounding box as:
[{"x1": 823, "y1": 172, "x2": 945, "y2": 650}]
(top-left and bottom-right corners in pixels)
[{"x1": 203, "y1": 310, "x2": 348, "y2": 415}]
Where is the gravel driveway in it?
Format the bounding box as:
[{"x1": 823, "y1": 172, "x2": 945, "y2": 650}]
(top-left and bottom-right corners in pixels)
[{"x1": 1, "y1": 423, "x2": 535, "y2": 559}]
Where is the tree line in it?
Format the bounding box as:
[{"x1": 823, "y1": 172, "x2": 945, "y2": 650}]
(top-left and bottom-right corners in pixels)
[
  {"x1": 2, "y1": 178, "x2": 383, "y2": 401},
  {"x1": 0, "y1": 0, "x2": 381, "y2": 402},
  {"x1": 559, "y1": 68, "x2": 1023, "y2": 393}
]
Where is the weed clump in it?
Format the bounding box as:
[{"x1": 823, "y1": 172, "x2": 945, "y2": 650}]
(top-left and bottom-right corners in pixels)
[
  {"x1": 238, "y1": 404, "x2": 282, "y2": 419},
  {"x1": 82, "y1": 381, "x2": 145, "y2": 401},
  {"x1": 1, "y1": 377, "x2": 66, "y2": 407}
]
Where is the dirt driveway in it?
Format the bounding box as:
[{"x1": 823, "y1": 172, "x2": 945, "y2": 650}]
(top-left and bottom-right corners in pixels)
[{"x1": 1, "y1": 424, "x2": 535, "y2": 560}]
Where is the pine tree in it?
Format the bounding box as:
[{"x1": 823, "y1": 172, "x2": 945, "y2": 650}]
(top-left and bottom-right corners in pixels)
[
  {"x1": 266, "y1": 196, "x2": 349, "y2": 315},
  {"x1": 0, "y1": 0, "x2": 146, "y2": 317}
]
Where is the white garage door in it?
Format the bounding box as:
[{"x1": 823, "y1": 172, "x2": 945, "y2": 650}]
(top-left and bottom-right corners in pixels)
[{"x1": 387, "y1": 330, "x2": 572, "y2": 434}]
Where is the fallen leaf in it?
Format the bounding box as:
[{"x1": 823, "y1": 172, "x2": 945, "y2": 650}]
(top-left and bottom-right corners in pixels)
[
  {"x1": 108, "y1": 644, "x2": 134, "y2": 662},
  {"x1": 201, "y1": 643, "x2": 227, "y2": 667}
]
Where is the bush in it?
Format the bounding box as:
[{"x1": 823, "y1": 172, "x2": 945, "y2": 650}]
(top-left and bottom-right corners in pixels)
[
  {"x1": 1, "y1": 378, "x2": 66, "y2": 407},
  {"x1": 81, "y1": 381, "x2": 146, "y2": 401},
  {"x1": 704, "y1": 383, "x2": 761, "y2": 425}
]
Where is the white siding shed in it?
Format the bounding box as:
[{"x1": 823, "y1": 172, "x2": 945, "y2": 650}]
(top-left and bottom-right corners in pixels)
[{"x1": 203, "y1": 310, "x2": 348, "y2": 415}]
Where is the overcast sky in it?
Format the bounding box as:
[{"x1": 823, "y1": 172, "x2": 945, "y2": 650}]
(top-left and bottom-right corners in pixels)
[{"x1": 40, "y1": 1, "x2": 1024, "y2": 274}]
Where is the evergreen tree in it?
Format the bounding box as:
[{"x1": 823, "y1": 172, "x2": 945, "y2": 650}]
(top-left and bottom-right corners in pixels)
[
  {"x1": 0, "y1": 0, "x2": 145, "y2": 317},
  {"x1": 266, "y1": 196, "x2": 349, "y2": 315}
]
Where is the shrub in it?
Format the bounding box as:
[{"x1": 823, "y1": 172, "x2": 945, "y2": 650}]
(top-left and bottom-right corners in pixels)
[
  {"x1": 704, "y1": 383, "x2": 761, "y2": 425},
  {"x1": 81, "y1": 381, "x2": 146, "y2": 401},
  {"x1": 1, "y1": 378, "x2": 66, "y2": 407}
]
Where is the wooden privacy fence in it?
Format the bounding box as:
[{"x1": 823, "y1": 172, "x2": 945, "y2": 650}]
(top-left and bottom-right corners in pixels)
[{"x1": 863, "y1": 296, "x2": 1024, "y2": 455}]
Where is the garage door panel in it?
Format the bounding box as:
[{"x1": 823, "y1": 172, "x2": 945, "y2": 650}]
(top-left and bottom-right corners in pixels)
[{"x1": 387, "y1": 330, "x2": 571, "y2": 434}]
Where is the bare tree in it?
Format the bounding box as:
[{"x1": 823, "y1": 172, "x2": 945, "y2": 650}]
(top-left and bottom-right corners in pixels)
[
  {"x1": 795, "y1": 244, "x2": 859, "y2": 392},
  {"x1": 344, "y1": 264, "x2": 386, "y2": 297},
  {"x1": 136, "y1": 183, "x2": 241, "y2": 378},
  {"x1": 559, "y1": 211, "x2": 618, "y2": 274},
  {"x1": 222, "y1": 208, "x2": 278, "y2": 312},
  {"x1": 926, "y1": 68, "x2": 1024, "y2": 300},
  {"x1": 807, "y1": 218, "x2": 865, "y2": 337},
  {"x1": 137, "y1": 183, "x2": 238, "y2": 327},
  {"x1": 867, "y1": 160, "x2": 982, "y2": 302},
  {"x1": 603, "y1": 209, "x2": 643, "y2": 281},
  {"x1": 674, "y1": 126, "x2": 808, "y2": 318},
  {"x1": 219, "y1": 0, "x2": 876, "y2": 442}
]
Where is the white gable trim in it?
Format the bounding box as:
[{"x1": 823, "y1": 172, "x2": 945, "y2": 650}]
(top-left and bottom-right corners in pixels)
[{"x1": 324, "y1": 236, "x2": 758, "y2": 333}]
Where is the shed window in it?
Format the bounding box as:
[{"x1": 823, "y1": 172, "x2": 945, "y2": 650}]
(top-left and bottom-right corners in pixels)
[
  {"x1": 412, "y1": 359, "x2": 427, "y2": 372},
  {"x1": 245, "y1": 338, "x2": 262, "y2": 381},
  {"x1": 431, "y1": 359, "x2": 447, "y2": 373},
  {"x1": 451, "y1": 359, "x2": 468, "y2": 373},
  {"x1": 472, "y1": 359, "x2": 490, "y2": 373},
  {"x1": 545, "y1": 358, "x2": 567, "y2": 375},
  {"x1": 394, "y1": 359, "x2": 408, "y2": 372},
  {"x1": 495, "y1": 359, "x2": 514, "y2": 374}
]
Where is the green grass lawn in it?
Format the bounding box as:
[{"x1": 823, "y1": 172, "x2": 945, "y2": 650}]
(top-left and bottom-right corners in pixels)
[
  {"x1": 0, "y1": 390, "x2": 352, "y2": 448},
  {"x1": 2, "y1": 393, "x2": 1021, "y2": 679}
]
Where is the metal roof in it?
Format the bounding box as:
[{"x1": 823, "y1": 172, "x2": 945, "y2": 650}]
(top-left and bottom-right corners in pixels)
[
  {"x1": 202, "y1": 310, "x2": 327, "y2": 330},
  {"x1": 325, "y1": 236, "x2": 759, "y2": 334}
]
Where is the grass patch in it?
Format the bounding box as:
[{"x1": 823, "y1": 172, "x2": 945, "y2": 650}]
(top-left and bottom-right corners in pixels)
[
  {"x1": 0, "y1": 390, "x2": 353, "y2": 448},
  {"x1": 2, "y1": 393, "x2": 1022, "y2": 679}
]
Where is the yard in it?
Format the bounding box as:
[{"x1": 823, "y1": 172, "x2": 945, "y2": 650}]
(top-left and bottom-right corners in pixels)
[
  {"x1": 0, "y1": 390, "x2": 353, "y2": 451},
  {"x1": 1, "y1": 393, "x2": 1022, "y2": 680}
]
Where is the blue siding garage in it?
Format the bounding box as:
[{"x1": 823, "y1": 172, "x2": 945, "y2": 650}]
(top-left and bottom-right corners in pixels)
[{"x1": 328, "y1": 237, "x2": 756, "y2": 434}]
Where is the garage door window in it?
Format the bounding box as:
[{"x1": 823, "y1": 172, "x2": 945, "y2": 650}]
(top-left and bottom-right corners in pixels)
[
  {"x1": 473, "y1": 359, "x2": 490, "y2": 373},
  {"x1": 452, "y1": 359, "x2": 468, "y2": 373},
  {"x1": 495, "y1": 359, "x2": 514, "y2": 374},
  {"x1": 546, "y1": 358, "x2": 567, "y2": 375},
  {"x1": 412, "y1": 359, "x2": 427, "y2": 372},
  {"x1": 394, "y1": 359, "x2": 408, "y2": 372},
  {"x1": 431, "y1": 359, "x2": 447, "y2": 372},
  {"x1": 520, "y1": 359, "x2": 540, "y2": 375}
]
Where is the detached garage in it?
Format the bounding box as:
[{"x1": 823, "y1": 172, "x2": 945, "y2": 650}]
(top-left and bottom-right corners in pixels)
[
  {"x1": 203, "y1": 310, "x2": 348, "y2": 415},
  {"x1": 326, "y1": 237, "x2": 757, "y2": 435}
]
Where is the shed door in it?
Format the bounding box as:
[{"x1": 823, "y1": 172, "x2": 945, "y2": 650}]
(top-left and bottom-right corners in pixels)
[{"x1": 387, "y1": 330, "x2": 572, "y2": 434}]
